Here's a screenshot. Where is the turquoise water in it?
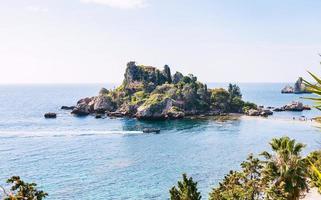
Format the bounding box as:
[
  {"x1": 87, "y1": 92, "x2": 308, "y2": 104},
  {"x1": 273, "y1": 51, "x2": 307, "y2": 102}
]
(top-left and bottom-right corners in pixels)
[{"x1": 0, "y1": 83, "x2": 320, "y2": 199}]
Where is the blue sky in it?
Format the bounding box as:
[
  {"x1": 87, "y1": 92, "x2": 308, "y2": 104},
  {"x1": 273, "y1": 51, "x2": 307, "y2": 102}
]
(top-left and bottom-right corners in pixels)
[{"x1": 1, "y1": 0, "x2": 321, "y2": 84}]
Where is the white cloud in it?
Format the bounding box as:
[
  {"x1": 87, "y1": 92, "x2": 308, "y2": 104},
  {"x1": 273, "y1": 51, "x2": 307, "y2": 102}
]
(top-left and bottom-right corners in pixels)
[
  {"x1": 26, "y1": 5, "x2": 49, "y2": 13},
  {"x1": 80, "y1": 0, "x2": 147, "y2": 9}
]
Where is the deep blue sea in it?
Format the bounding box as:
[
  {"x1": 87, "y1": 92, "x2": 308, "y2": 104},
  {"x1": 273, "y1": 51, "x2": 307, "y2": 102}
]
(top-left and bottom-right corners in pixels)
[{"x1": 0, "y1": 83, "x2": 320, "y2": 200}]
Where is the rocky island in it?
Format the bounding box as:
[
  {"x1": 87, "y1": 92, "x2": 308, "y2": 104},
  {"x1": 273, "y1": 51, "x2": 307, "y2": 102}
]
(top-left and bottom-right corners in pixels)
[
  {"x1": 281, "y1": 77, "x2": 311, "y2": 94},
  {"x1": 69, "y1": 62, "x2": 257, "y2": 120}
]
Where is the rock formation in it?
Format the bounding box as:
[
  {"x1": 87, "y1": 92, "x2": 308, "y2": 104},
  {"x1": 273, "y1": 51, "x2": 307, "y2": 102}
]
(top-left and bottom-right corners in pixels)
[
  {"x1": 281, "y1": 77, "x2": 310, "y2": 94},
  {"x1": 273, "y1": 101, "x2": 311, "y2": 112},
  {"x1": 70, "y1": 62, "x2": 256, "y2": 120},
  {"x1": 281, "y1": 85, "x2": 294, "y2": 93}
]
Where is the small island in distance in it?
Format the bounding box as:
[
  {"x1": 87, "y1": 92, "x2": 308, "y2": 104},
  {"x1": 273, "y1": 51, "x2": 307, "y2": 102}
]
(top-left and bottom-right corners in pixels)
[
  {"x1": 67, "y1": 61, "x2": 258, "y2": 120},
  {"x1": 281, "y1": 77, "x2": 311, "y2": 94}
]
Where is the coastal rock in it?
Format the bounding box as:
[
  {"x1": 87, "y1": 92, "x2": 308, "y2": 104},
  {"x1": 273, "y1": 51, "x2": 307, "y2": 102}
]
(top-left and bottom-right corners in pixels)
[
  {"x1": 284, "y1": 101, "x2": 304, "y2": 111},
  {"x1": 166, "y1": 106, "x2": 185, "y2": 119},
  {"x1": 303, "y1": 105, "x2": 311, "y2": 110},
  {"x1": 294, "y1": 77, "x2": 308, "y2": 94},
  {"x1": 274, "y1": 101, "x2": 309, "y2": 112},
  {"x1": 99, "y1": 88, "x2": 109, "y2": 95},
  {"x1": 281, "y1": 85, "x2": 294, "y2": 93},
  {"x1": 71, "y1": 104, "x2": 91, "y2": 116},
  {"x1": 136, "y1": 95, "x2": 183, "y2": 119},
  {"x1": 44, "y1": 112, "x2": 57, "y2": 118},
  {"x1": 247, "y1": 109, "x2": 261, "y2": 116},
  {"x1": 61, "y1": 106, "x2": 75, "y2": 110},
  {"x1": 273, "y1": 107, "x2": 285, "y2": 112},
  {"x1": 260, "y1": 109, "x2": 273, "y2": 117},
  {"x1": 71, "y1": 97, "x2": 95, "y2": 116},
  {"x1": 281, "y1": 77, "x2": 310, "y2": 94},
  {"x1": 246, "y1": 108, "x2": 273, "y2": 117},
  {"x1": 95, "y1": 114, "x2": 103, "y2": 119},
  {"x1": 93, "y1": 95, "x2": 115, "y2": 113}
]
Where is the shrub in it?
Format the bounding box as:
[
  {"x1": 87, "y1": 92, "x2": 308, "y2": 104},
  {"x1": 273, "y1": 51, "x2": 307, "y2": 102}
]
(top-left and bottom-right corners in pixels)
[
  {"x1": 1, "y1": 176, "x2": 48, "y2": 200},
  {"x1": 169, "y1": 174, "x2": 202, "y2": 200}
]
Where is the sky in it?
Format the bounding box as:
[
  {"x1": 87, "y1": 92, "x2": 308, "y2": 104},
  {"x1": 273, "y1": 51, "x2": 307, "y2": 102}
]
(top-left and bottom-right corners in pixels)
[{"x1": 1, "y1": 0, "x2": 321, "y2": 84}]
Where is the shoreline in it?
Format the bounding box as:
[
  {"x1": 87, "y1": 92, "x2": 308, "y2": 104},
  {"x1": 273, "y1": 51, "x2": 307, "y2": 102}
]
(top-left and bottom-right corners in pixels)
[{"x1": 241, "y1": 115, "x2": 321, "y2": 128}]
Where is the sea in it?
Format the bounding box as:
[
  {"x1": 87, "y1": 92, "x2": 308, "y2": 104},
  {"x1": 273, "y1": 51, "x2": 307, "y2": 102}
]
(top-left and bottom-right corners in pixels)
[{"x1": 0, "y1": 83, "x2": 320, "y2": 200}]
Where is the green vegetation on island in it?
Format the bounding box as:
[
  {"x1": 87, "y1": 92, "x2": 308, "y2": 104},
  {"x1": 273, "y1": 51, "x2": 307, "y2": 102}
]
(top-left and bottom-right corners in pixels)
[{"x1": 70, "y1": 62, "x2": 257, "y2": 119}]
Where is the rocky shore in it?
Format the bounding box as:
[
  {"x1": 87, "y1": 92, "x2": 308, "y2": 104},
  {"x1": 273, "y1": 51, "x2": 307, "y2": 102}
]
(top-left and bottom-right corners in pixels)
[{"x1": 68, "y1": 62, "x2": 257, "y2": 120}]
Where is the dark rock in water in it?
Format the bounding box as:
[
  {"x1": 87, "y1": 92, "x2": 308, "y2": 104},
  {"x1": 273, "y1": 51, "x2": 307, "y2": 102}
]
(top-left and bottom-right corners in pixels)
[
  {"x1": 44, "y1": 112, "x2": 57, "y2": 118},
  {"x1": 273, "y1": 107, "x2": 285, "y2": 112},
  {"x1": 274, "y1": 101, "x2": 308, "y2": 112},
  {"x1": 284, "y1": 101, "x2": 304, "y2": 111},
  {"x1": 61, "y1": 106, "x2": 75, "y2": 110},
  {"x1": 247, "y1": 109, "x2": 261, "y2": 116},
  {"x1": 95, "y1": 114, "x2": 103, "y2": 119},
  {"x1": 143, "y1": 128, "x2": 160, "y2": 134},
  {"x1": 303, "y1": 105, "x2": 311, "y2": 110},
  {"x1": 260, "y1": 109, "x2": 273, "y2": 116},
  {"x1": 71, "y1": 103, "x2": 90, "y2": 116},
  {"x1": 107, "y1": 111, "x2": 125, "y2": 118}
]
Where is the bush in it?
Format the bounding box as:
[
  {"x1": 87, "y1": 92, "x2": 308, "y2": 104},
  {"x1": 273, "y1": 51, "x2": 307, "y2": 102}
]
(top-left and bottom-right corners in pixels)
[
  {"x1": 169, "y1": 174, "x2": 202, "y2": 200},
  {"x1": 210, "y1": 88, "x2": 230, "y2": 112},
  {"x1": 1, "y1": 176, "x2": 48, "y2": 200}
]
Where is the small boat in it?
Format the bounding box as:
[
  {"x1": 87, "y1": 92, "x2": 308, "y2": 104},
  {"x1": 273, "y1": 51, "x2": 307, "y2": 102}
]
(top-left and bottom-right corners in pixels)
[{"x1": 143, "y1": 128, "x2": 161, "y2": 134}]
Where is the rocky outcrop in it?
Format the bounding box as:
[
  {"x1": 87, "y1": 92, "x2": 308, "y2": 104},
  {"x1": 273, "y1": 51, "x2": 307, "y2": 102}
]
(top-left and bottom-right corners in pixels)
[
  {"x1": 61, "y1": 106, "x2": 75, "y2": 110},
  {"x1": 70, "y1": 62, "x2": 256, "y2": 120},
  {"x1": 93, "y1": 95, "x2": 115, "y2": 113},
  {"x1": 135, "y1": 94, "x2": 184, "y2": 119},
  {"x1": 44, "y1": 113, "x2": 57, "y2": 118},
  {"x1": 294, "y1": 77, "x2": 309, "y2": 94},
  {"x1": 246, "y1": 108, "x2": 273, "y2": 117},
  {"x1": 281, "y1": 85, "x2": 294, "y2": 93},
  {"x1": 71, "y1": 95, "x2": 116, "y2": 116},
  {"x1": 99, "y1": 88, "x2": 109, "y2": 95},
  {"x1": 281, "y1": 77, "x2": 310, "y2": 94},
  {"x1": 123, "y1": 62, "x2": 172, "y2": 93},
  {"x1": 273, "y1": 101, "x2": 311, "y2": 112}
]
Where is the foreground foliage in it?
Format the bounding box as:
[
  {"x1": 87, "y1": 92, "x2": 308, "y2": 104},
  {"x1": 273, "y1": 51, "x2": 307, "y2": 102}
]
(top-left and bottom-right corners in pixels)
[
  {"x1": 302, "y1": 59, "x2": 321, "y2": 193},
  {"x1": 171, "y1": 137, "x2": 321, "y2": 200},
  {"x1": 170, "y1": 174, "x2": 202, "y2": 200},
  {"x1": 0, "y1": 176, "x2": 47, "y2": 200}
]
